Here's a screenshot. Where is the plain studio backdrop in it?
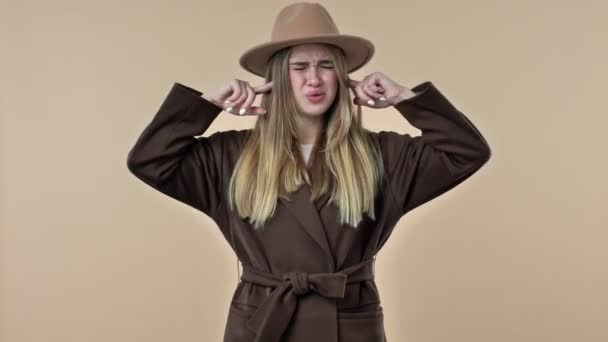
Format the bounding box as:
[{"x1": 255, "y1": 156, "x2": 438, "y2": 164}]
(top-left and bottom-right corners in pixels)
[{"x1": 1, "y1": 0, "x2": 606, "y2": 341}]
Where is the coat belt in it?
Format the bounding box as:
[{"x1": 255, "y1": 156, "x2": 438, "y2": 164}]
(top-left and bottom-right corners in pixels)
[{"x1": 240, "y1": 259, "x2": 375, "y2": 342}]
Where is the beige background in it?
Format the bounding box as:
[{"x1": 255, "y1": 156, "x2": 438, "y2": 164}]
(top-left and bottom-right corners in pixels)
[{"x1": 1, "y1": 0, "x2": 607, "y2": 341}]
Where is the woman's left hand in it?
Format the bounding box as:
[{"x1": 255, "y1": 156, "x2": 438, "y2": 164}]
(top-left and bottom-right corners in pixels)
[{"x1": 347, "y1": 72, "x2": 417, "y2": 108}]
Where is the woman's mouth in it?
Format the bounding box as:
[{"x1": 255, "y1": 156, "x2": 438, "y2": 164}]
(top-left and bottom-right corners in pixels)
[{"x1": 306, "y1": 93, "x2": 325, "y2": 103}]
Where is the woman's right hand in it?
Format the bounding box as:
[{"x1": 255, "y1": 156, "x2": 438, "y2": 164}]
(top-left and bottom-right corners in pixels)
[{"x1": 202, "y1": 79, "x2": 273, "y2": 116}]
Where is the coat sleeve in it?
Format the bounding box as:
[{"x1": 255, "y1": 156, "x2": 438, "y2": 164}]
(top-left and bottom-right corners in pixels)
[
  {"x1": 377, "y1": 81, "x2": 492, "y2": 216},
  {"x1": 126, "y1": 82, "x2": 239, "y2": 219}
]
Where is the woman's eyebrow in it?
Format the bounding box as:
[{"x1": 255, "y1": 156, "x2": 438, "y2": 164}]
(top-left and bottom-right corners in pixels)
[{"x1": 289, "y1": 59, "x2": 334, "y2": 66}]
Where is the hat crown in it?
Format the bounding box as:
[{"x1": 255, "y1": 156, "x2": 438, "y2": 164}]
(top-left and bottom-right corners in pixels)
[
  {"x1": 239, "y1": 2, "x2": 374, "y2": 77},
  {"x1": 271, "y1": 2, "x2": 340, "y2": 42}
]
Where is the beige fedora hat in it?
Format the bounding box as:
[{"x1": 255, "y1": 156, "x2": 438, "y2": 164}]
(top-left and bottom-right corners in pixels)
[{"x1": 239, "y1": 2, "x2": 375, "y2": 77}]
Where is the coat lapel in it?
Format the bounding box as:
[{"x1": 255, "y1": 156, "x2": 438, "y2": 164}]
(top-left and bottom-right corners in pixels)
[{"x1": 279, "y1": 184, "x2": 336, "y2": 269}]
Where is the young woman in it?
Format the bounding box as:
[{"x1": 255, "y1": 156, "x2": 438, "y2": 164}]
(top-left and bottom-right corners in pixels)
[{"x1": 126, "y1": 2, "x2": 491, "y2": 342}]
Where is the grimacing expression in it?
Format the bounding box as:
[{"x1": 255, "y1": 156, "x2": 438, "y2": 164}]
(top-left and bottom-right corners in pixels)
[{"x1": 288, "y1": 44, "x2": 339, "y2": 117}]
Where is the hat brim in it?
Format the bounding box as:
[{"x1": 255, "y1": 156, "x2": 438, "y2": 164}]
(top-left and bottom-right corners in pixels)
[{"x1": 239, "y1": 34, "x2": 375, "y2": 77}]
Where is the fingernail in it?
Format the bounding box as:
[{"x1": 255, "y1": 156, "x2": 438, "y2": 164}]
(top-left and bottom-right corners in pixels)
[
  {"x1": 367, "y1": 99, "x2": 375, "y2": 106},
  {"x1": 239, "y1": 108, "x2": 246, "y2": 115},
  {"x1": 379, "y1": 96, "x2": 387, "y2": 101},
  {"x1": 225, "y1": 100, "x2": 231, "y2": 104},
  {"x1": 226, "y1": 107, "x2": 233, "y2": 112}
]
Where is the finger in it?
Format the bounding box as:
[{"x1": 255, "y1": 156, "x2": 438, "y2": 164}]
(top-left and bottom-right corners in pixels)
[
  {"x1": 353, "y1": 83, "x2": 375, "y2": 106},
  {"x1": 369, "y1": 73, "x2": 383, "y2": 85},
  {"x1": 237, "y1": 86, "x2": 256, "y2": 115},
  {"x1": 224, "y1": 80, "x2": 242, "y2": 104},
  {"x1": 243, "y1": 106, "x2": 267, "y2": 115},
  {"x1": 226, "y1": 105, "x2": 266, "y2": 116},
  {"x1": 253, "y1": 81, "x2": 273, "y2": 94},
  {"x1": 225, "y1": 82, "x2": 245, "y2": 113},
  {"x1": 368, "y1": 74, "x2": 389, "y2": 99},
  {"x1": 347, "y1": 77, "x2": 360, "y2": 89},
  {"x1": 370, "y1": 83, "x2": 385, "y2": 93},
  {"x1": 229, "y1": 82, "x2": 248, "y2": 112},
  {"x1": 371, "y1": 86, "x2": 386, "y2": 101},
  {"x1": 363, "y1": 83, "x2": 385, "y2": 101}
]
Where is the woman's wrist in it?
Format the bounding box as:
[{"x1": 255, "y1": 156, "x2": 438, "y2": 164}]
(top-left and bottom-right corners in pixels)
[
  {"x1": 201, "y1": 93, "x2": 222, "y2": 108},
  {"x1": 392, "y1": 86, "x2": 418, "y2": 104}
]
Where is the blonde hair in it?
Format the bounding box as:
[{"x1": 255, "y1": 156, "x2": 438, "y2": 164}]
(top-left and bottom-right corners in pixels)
[{"x1": 227, "y1": 43, "x2": 385, "y2": 231}]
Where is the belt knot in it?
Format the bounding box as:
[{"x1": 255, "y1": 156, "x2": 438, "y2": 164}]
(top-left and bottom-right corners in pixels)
[
  {"x1": 240, "y1": 258, "x2": 377, "y2": 342},
  {"x1": 283, "y1": 271, "x2": 310, "y2": 295}
]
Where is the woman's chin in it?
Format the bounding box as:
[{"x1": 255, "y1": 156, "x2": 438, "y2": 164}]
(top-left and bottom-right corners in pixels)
[
  {"x1": 300, "y1": 108, "x2": 328, "y2": 117},
  {"x1": 298, "y1": 102, "x2": 331, "y2": 116}
]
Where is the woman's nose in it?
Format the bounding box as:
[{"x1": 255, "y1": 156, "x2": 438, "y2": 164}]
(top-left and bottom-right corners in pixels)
[{"x1": 306, "y1": 68, "x2": 322, "y2": 85}]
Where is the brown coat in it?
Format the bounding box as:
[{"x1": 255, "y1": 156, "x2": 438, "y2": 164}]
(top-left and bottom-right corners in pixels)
[{"x1": 126, "y1": 81, "x2": 491, "y2": 342}]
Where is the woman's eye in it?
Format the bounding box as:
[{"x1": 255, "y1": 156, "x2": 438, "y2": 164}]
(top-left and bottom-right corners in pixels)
[{"x1": 292, "y1": 66, "x2": 333, "y2": 71}]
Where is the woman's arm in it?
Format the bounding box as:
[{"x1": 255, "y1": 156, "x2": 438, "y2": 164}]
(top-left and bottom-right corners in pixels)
[
  {"x1": 378, "y1": 81, "x2": 492, "y2": 215},
  {"x1": 126, "y1": 82, "x2": 238, "y2": 219}
]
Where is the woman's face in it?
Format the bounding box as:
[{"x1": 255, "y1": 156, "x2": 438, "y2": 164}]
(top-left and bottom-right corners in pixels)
[{"x1": 288, "y1": 44, "x2": 339, "y2": 117}]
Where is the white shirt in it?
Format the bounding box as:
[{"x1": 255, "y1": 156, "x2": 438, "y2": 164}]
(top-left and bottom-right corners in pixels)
[{"x1": 299, "y1": 143, "x2": 314, "y2": 163}]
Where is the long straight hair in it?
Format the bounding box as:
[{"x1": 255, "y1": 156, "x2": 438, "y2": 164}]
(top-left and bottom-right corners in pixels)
[{"x1": 227, "y1": 44, "x2": 385, "y2": 232}]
